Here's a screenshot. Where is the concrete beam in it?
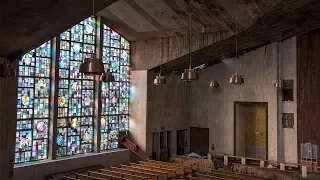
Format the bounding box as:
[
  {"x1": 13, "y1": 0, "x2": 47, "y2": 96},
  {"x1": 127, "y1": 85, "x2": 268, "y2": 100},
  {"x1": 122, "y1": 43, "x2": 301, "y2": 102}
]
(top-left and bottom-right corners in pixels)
[
  {"x1": 0, "y1": 0, "x2": 117, "y2": 57},
  {"x1": 131, "y1": 31, "x2": 233, "y2": 71},
  {"x1": 149, "y1": 0, "x2": 320, "y2": 73}
]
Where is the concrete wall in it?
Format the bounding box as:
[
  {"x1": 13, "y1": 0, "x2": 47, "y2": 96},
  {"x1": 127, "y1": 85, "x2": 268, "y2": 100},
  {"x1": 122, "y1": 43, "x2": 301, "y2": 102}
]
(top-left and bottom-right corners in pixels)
[
  {"x1": 0, "y1": 58, "x2": 18, "y2": 180},
  {"x1": 146, "y1": 71, "x2": 190, "y2": 157},
  {"x1": 129, "y1": 71, "x2": 148, "y2": 152},
  {"x1": 131, "y1": 32, "x2": 233, "y2": 70},
  {"x1": 130, "y1": 37, "x2": 297, "y2": 163},
  {"x1": 188, "y1": 37, "x2": 297, "y2": 162},
  {"x1": 14, "y1": 149, "x2": 132, "y2": 180}
]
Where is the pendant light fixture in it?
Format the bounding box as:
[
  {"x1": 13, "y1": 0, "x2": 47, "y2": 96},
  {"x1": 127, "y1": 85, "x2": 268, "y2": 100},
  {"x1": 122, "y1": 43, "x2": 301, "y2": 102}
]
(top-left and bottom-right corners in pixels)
[
  {"x1": 80, "y1": 0, "x2": 105, "y2": 75},
  {"x1": 209, "y1": 78, "x2": 220, "y2": 88},
  {"x1": 154, "y1": 12, "x2": 166, "y2": 85},
  {"x1": 181, "y1": 0, "x2": 199, "y2": 82},
  {"x1": 229, "y1": 6, "x2": 244, "y2": 85},
  {"x1": 274, "y1": 33, "x2": 284, "y2": 89},
  {"x1": 100, "y1": 70, "x2": 115, "y2": 82}
]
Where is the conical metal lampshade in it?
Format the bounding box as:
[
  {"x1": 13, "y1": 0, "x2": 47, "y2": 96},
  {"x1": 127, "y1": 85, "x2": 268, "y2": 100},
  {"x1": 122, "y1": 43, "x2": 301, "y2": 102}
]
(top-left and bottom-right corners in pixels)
[
  {"x1": 154, "y1": 74, "x2": 166, "y2": 85},
  {"x1": 0, "y1": 63, "x2": 16, "y2": 77},
  {"x1": 209, "y1": 79, "x2": 220, "y2": 88},
  {"x1": 229, "y1": 74, "x2": 236, "y2": 84},
  {"x1": 181, "y1": 69, "x2": 199, "y2": 82},
  {"x1": 100, "y1": 72, "x2": 115, "y2": 82},
  {"x1": 80, "y1": 57, "x2": 105, "y2": 75}
]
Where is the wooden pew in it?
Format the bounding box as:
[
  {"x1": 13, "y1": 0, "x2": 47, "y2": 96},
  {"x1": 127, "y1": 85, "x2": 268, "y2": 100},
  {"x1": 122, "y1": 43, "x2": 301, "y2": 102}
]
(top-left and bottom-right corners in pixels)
[
  {"x1": 202, "y1": 171, "x2": 271, "y2": 180},
  {"x1": 88, "y1": 171, "x2": 129, "y2": 180},
  {"x1": 63, "y1": 176, "x2": 78, "y2": 180},
  {"x1": 100, "y1": 169, "x2": 148, "y2": 180},
  {"x1": 147, "y1": 160, "x2": 192, "y2": 173},
  {"x1": 138, "y1": 161, "x2": 187, "y2": 176},
  {"x1": 121, "y1": 165, "x2": 171, "y2": 179},
  {"x1": 76, "y1": 173, "x2": 107, "y2": 180},
  {"x1": 130, "y1": 163, "x2": 177, "y2": 178},
  {"x1": 196, "y1": 173, "x2": 234, "y2": 180},
  {"x1": 110, "y1": 167, "x2": 158, "y2": 180}
]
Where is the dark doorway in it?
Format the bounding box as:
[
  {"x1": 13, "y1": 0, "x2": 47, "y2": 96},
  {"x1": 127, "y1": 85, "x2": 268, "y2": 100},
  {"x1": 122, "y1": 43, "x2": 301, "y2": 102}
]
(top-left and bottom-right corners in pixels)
[
  {"x1": 234, "y1": 102, "x2": 268, "y2": 159},
  {"x1": 177, "y1": 130, "x2": 186, "y2": 155},
  {"x1": 190, "y1": 127, "x2": 209, "y2": 156}
]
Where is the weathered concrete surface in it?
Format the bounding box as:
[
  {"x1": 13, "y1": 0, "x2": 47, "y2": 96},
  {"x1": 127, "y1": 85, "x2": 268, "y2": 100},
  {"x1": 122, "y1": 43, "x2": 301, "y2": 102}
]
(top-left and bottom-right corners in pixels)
[
  {"x1": 0, "y1": 58, "x2": 18, "y2": 180},
  {"x1": 131, "y1": 37, "x2": 297, "y2": 163},
  {"x1": 0, "y1": 0, "x2": 117, "y2": 57}
]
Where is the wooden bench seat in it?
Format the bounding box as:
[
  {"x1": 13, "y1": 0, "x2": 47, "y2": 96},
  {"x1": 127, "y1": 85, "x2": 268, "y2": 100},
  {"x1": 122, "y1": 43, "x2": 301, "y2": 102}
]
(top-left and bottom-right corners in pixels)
[
  {"x1": 202, "y1": 171, "x2": 271, "y2": 180},
  {"x1": 88, "y1": 171, "x2": 131, "y2": 180},
  {"x1": 138, "y1": 161, "x2": 187, "y2": 176},
  {"x1": 130, "y1": 163, "x2": 177, "y2": 178},
  {"x1": 76, "y1": 173, "x2": 107, "y2": 180},
  {"x1": 121, "y1": 165, "x2": 171, "y2": 179},
  {"x1": 110, "y1": 167, "x2": 158, "y2": 180},
  {"x1": 100, "y1": 169, "x2": 148, "y2": 180}
]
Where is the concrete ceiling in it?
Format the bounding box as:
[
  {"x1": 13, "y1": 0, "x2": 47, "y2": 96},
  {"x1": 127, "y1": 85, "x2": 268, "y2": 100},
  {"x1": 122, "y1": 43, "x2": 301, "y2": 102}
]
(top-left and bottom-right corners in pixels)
[
  {"x1": 98, "y1": 0, "x2": 281, "y2": 41},
  {"x1": 150, "y1": 0, "x2": 320, "y2": 73},
  {"x1": 0, "y1": 0, "x2": 117, "y2": 58}
]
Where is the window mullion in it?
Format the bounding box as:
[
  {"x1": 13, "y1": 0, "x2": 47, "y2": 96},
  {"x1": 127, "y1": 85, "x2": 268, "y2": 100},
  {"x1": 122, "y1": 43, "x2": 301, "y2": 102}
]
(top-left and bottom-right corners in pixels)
[
  {"x1": 49, "y1": 37, "x2": 59, "y2": 160},
  {"x1": 94, "y1": 16, "x2": 103, "y2": 152}
]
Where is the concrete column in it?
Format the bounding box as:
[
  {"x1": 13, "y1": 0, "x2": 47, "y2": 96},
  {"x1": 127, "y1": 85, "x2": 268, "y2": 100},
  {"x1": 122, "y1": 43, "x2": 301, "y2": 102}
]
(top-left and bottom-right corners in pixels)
[
  {"x1": 129, "y1": 71, "x2": 148, "y2": 153},
  {"x1": 0, "y1": 58, "x2": 18, "y2": 180},
  {"x1": 224, "y1": 156, "x2": 228, "y2": 166},
  {"x1": 280, "y1": 163, "x2": 285, "y2": 170},
  {"x1": 241, "y1": 157, "x2": 246, "y2": 165},
  {"x1": 260, "y1": 160, "x2": 265, "y2": 167},
  {"x1": 302, "y1": 166, "x2": 307, "y2": 177}
]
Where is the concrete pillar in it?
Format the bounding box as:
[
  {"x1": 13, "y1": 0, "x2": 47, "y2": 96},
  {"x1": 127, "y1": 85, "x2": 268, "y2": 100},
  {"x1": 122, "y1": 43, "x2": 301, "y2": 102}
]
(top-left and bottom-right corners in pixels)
[
  {"x1": 129, "y1": 71, "x2": 148, "y2": 153},
  {"x1": 207, "y1": 153, "x2": 212, "y2": 161},
  {"x1": 0, "y1": 59, "x2": 18, "y2": 180},
  {"x1": 224, "y1": 156, "x2": 228, "y2": 166},
  {"x1": 302, "y1": 166, "x2": 307, "y2": 177},
  {"x1": 280, "y1": 163, "x2": 285, "y2": 170},
  {"x1": 260, "y1": 160, "x2": 265, "y2": 167},
  {"x1": 241, "y1": 157, "x2": 246, "y2": 165}
]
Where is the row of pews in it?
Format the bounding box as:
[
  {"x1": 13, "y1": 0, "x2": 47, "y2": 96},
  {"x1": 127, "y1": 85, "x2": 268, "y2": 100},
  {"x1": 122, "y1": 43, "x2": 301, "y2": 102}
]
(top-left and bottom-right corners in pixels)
[{"x1": 60, "y1": 160, "x2": 275, "y2": 180}]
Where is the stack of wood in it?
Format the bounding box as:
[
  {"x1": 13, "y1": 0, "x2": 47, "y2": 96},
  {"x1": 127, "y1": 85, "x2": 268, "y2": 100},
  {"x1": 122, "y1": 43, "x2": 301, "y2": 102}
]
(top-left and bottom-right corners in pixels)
[{"x1": 170, "y1": 154, "x2": 214, "y2": 173}]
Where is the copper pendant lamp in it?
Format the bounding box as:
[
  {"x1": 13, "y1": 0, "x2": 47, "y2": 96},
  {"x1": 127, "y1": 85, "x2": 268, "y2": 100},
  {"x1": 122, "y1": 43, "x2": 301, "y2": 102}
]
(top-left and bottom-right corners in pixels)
[
  {"x1": 209, "y1": 78, "x2": 220, "y2": 88},
  {"x1": 100, "y1": 71, "x2": 115, "y2": 82},
  {"x1": 79, "y1": 0, "x2": 105, "y2": 75},
  {"x1": 181, "y1": 1, "x2": 199, "y2": 82},
  {"x1": 154, "y1": 12, "x2": 166, "y2": 85},
  {"x1": 229, "y1": 7, "x2": 244, "y2": 85}
]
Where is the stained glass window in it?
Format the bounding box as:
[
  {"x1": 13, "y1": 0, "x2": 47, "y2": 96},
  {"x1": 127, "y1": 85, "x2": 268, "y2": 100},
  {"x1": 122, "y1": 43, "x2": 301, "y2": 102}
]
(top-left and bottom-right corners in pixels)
[
  {"x1": 56, "y1": 17, "x2": 96, "y2": 157},
  {"x1": 16, "y1": 41, "x2": 51, "y2": 163},
  {"x1": 101, "y1": 25, "x2": 130, "y2": 150},
  {"x1": 15, "y1": 16, "x2": 130, "y2": 164}
]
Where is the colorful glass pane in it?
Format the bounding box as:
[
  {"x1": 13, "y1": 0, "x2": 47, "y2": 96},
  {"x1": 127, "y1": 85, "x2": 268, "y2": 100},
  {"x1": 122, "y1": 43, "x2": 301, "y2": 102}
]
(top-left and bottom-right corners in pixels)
[
  {"x1": 57, "y1": 17, "x2": 95, "y2": 157},
  {"x1": 100, "y1": 24, "x2": 130, "y2": 151},
  {"x1": 16, "y1": 41, "x2": 51, "y2": 164}
]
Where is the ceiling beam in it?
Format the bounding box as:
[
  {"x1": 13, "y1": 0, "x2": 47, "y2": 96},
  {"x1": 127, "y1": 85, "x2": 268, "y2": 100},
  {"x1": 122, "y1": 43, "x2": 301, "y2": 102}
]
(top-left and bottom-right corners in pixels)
[
  {"x1": 154, "y1": 0, "x2": 320, "y2": 73},
  {"x1": 0, "y1": 0, "x2": 117, "y2": 57}
]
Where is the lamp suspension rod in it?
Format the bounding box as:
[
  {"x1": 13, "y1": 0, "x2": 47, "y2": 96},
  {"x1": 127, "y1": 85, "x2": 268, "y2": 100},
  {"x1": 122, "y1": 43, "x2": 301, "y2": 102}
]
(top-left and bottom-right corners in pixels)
[
  {"x1": 189, "y1": 1, "x2": 192, "y2": 69},
  {"x1": 93, "y1": 0, "x2": 95, "y2": 15},
  {"x1": 160, "y1": 12, "x2": 163, "y2": 74}
]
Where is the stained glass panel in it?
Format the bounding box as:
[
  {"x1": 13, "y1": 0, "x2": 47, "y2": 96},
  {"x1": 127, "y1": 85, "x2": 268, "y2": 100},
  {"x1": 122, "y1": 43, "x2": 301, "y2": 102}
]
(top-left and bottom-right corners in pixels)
[
  {"x1": 100, "y1": 24, "x2": 130, "y2": 151},
  {"x1": 16, "y1": 41, "x2": 51, "y2": 164},
  {"x1": 57, "y1": 17, "x2": 96, "y2": 157}
]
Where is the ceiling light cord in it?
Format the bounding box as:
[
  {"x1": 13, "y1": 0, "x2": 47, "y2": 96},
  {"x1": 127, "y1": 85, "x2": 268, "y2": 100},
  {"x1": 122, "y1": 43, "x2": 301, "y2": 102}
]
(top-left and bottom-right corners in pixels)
[
  {"x1": 160, "y1": 12, "x2": 163, "y2": 75},
  {"x1": 93, "y1": 0, "x2": 95, "y2": 16},
  {"x1": 189, "y1": 1, "x2": 192, "y2": 70}
]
